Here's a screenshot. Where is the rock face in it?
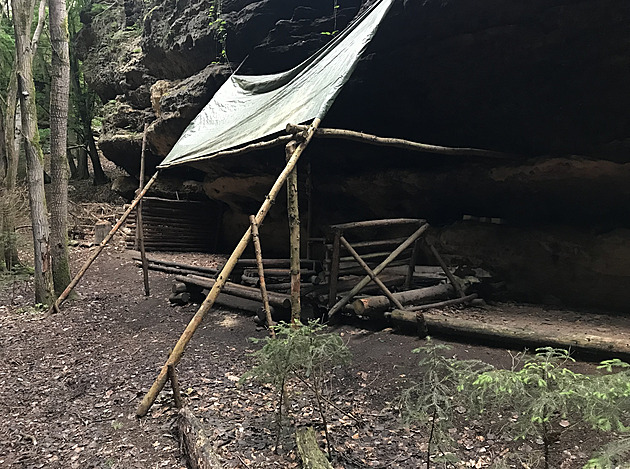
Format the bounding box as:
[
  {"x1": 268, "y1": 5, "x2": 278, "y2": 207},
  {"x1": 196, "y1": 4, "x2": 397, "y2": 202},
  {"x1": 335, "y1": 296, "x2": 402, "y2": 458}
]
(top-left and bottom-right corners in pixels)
[{"x1": 78, "y1": 0, "x2": 630, "y2": 310}]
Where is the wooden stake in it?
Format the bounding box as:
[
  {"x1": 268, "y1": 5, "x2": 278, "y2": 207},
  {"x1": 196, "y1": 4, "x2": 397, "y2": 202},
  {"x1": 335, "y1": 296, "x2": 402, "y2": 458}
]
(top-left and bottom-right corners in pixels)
[
  {"x1": 405, "y1": 238, "x2": 421, "y2": 290},
  {"x1": 286, "y1": 140, "x2": 301, "y2": 326},
  {"x1": 327, "y1": 230, "x2": 341, "y2": 308},
  {"x1": 328, "y1": 223, "x2": 429, "y2": 317},
  {"x1": 250, "y1": 215, "x2": 275, "y2": 337},
  {"x1": 167, "y1": 364, "x2": 183, "y2": 409},
  {"x1": 137, "y1": 123, "x2": 150, "y2": 296},
  {"x1": 48, "y1": 170, "x2": 160, "y2": 314},
  {"x1": 136, "y1": 118, "x2": 321, "y2": 417},
  {"x1": 429, "y1": 244, "x2": 465, "y2": 298}
]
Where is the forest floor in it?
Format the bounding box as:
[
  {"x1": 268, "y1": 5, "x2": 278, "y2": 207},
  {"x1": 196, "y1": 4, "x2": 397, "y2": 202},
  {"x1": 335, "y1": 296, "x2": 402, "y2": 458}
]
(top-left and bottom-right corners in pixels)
[{"x1": 1, "y1": 171, "x2": 629, "y2": 469}]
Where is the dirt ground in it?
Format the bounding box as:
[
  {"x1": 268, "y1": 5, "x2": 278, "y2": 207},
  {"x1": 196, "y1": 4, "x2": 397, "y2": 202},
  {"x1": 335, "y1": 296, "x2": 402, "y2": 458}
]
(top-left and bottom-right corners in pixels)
[
  {"x1": 1, "y1": 166, "x2": 628, "y2": 468},
  {"x1": 1, "y1": 236, "x2": 625, "y2": 469}
]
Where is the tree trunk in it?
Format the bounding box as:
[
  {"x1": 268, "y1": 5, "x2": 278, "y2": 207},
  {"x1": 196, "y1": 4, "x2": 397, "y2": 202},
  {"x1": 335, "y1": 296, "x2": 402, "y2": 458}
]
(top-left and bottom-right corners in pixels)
[
  {"x1": 295, "y1": 427, "x2": 334, "y2": 469},
  {"x1": 75, "y1": 146, "x2": 89, "y2": 179},
  {"x1": 2, "y1": 63, "x2": 21, "y2": 269},
  {"x1": 12, "y1": 0, "x2": 54, "y2": 304},
  {"x1": 49, "y1": 0, "x2": 72, "y2": 296},
  {"x1": 69, "y1": 41, "x2": 108, "y2": 185}
]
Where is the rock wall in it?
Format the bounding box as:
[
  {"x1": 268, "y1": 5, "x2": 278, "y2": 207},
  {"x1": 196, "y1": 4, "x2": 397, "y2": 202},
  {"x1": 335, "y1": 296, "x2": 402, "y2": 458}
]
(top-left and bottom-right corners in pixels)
[{"x1": 78, "y1": 0, "x2": 630, "y2": 311}]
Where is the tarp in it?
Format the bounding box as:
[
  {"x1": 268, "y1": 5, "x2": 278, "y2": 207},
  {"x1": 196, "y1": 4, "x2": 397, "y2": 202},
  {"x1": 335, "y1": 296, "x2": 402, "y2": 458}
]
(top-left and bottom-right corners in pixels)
[{"x1": 158, "y1": 0, "x2": 394, "y2": 168}]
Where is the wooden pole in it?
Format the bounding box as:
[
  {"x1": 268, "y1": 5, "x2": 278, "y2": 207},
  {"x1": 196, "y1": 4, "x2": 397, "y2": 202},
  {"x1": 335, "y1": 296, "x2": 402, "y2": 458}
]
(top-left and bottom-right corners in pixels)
[
  {"x1": 327, "y1": 230, "x2": 341, "y2": 308},
  {"x1": 136, "y1": 118, "x2": 321, "y2": 417},
  {"x1": 405, "y1": 238, "x2": 421, "y2": 290},
  {"x1": 286, "y1": 140, "x2": 301, "y2": 326},
  {"x1": 328, "y1": 223, "x2": 429, "y2": 317},
  {"x1": 48, "y1": 170, "x2": 160, "y2": 314},
  {"x1": 339, "y1": 236, "x2": 405, "y2": 310},
  {"x1": 429, "y1": 245, "x2": 465, "y2": 298},
  {"x1": 286, "y1": 124, "x2": 517, "y2": 160},
  {"x1": 137, "y1": 123, "x2": 150, "y2": 296},
  {"x1": 306, "y1": 162, "x2": 313, "y2": 260},
  {"x1": 250, "y1": 215, "x2": 275, "y2": 337},
  {"x1": 167, "y1": 364, "x2": 183, "y2": 409}
]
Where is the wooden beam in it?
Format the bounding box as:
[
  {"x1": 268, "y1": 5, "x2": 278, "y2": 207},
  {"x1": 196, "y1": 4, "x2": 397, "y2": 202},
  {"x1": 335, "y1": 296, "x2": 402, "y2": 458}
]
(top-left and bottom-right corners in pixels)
[
  {"x1": 135, "y1": 118, "x2": 321, "y2": 417},
  {"x1": 286, "y1": 125, "x2": 517, "y2": 160}
]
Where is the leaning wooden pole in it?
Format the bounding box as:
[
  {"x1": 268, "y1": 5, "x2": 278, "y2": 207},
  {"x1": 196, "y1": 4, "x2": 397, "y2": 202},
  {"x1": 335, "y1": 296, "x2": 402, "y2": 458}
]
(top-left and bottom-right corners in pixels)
[
  {"x1": 286, "y1": 140, "x2": 301, "y2": 326},
  {"x1": 249, "y1": 215, "x2": 275, "y2": 337},
  {"x1": 48, "y1": 170, "x2": 160, "y2": 314},
  {"x1": 137, "y1": 123, "x2": 150, "y2": 296},
  {"x1": 136, "y1": 118, "x2": 321, "y2": 417}
]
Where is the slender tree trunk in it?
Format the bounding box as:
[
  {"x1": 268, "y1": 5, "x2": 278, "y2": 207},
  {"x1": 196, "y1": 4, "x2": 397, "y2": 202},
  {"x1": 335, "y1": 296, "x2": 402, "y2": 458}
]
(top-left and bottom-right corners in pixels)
[
  {"x1": 67, "y1": 149, "x2": 77, "y2": 178},
  {"x1": 75, "y1": 145, "x2": 89, "y2": 179},
  {"x1": 12, "y1": 0, "x2": 54, "y2": 304},
  {"x1": 49, "y1": 0, "x2": 72, "y2": 295},
  {"x1": 2, "y1": 65, "x2": 21, "y2": 269},
  {"x1": 0, "y1": 105, "x2": 7, "y2": 271},
  {"x1": 68, "y1": 46, "x2": 108, "y2": 185}
]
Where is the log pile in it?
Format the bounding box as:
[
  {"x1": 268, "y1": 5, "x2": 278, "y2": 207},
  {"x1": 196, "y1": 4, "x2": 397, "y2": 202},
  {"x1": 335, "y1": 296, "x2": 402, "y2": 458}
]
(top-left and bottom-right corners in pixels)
[
  {"x1": 124, "y1": 197, "x2": 223, "y2": 252},
  {"x1": 130, "y1": 218, "x2": 484, "y2": 331}
]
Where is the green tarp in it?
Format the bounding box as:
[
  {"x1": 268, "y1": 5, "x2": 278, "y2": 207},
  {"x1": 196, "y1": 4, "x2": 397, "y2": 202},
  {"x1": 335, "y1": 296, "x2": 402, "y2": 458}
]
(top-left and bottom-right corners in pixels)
[{"x1": 158, "y1": 0, "x2": 394, "y2": 169}]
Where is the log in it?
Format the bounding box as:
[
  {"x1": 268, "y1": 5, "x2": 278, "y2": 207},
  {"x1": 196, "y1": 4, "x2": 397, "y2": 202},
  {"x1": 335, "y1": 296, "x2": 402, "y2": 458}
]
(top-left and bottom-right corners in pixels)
[
  {"x1": 409, "y1": 293, "x2": 477, "y2": 311},
  {"x1": 134, "y1": 261, "x2": 214, "y2": 278},
  {"x1": 329, "y1": 218, "x2": 426, "y2": 231},
  {"x1": 49, "y1": 170, "x2": 160, "y2": 314},
  {"x1": 423, "y1": 313, "x2": 630, "y2": 361},
  {"x1": 286, "y1": 124, "x2": 517, "y2": 160},
  {"x1": 129, "y1": 253, "x2": 219, "y2": 276},
  {"x1": 177, "y1": 407, "x2": 223, "y2": 469},
  {"x1": 176, "y1": 274, "x2": 291, "y2": 309},
  {"x1": 94, "y1": 220, "x2": 111, "y2": 244},
  {"x1": 135, "y1": 119, "x2": 321, "y2": 418},
  {"x1": 169, "y1": 292, "x2": 191, "y2": 305},
  {"x1": 353, "y1": 283, "x2": 455, "y2": 316},
  {"x1": 243, "y1": 267, "x2": 316, "y2": 278},
  {"x1": 296, "y1": 427, "x2": 333, "y2": 469},
  {"x1": 172, "y1": 282, "x2": 188, "y2": 293}
]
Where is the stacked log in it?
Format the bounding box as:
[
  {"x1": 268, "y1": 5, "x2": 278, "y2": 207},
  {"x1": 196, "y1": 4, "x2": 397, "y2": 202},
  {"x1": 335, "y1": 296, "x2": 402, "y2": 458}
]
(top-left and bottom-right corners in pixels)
[{"x1": 125, "y1": 197, "x2": 222, "y2": 252}]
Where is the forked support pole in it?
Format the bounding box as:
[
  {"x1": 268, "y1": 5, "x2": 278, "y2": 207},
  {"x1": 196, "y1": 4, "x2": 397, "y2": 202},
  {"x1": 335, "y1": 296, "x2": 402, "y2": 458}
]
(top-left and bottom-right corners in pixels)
[
  {"x1": 48, "y1": 170, "x2": 160, "y2": 315},
  {"x1": 135, "y1": 118, "x2": 321, "y2": 417}
]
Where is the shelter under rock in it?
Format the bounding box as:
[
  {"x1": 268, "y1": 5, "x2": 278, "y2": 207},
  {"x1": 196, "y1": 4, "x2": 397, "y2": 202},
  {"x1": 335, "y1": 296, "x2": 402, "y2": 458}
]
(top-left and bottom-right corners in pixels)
[{"x1": 77, "y1": 0, "x2": 630, "y2": 311}]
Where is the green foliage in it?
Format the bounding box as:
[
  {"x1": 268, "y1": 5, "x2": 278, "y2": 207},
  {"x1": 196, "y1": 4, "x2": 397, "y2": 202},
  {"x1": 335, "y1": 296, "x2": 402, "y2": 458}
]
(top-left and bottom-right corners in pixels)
[
  {"x1": 0, "y1": 19, "x2": 14, "y2": 93},
  {"x1": 208, "y1": 0, "x2": 228, "y2": 63},
  {"x1": 242, "y1": 322, "x2": 351, "y2": 451},
  {"x1": 584, "y1": 437, "x2": 630, "y2": 468},
  {"x1": 470, "y1": 348, "x2": 630, "y2": 468},
  {"x1": 243, "y1": 321, "x2": 351, "y2": 389},
  {"x1": 400, "y1": 338, "x2": 492, "y2": 467}
]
